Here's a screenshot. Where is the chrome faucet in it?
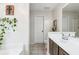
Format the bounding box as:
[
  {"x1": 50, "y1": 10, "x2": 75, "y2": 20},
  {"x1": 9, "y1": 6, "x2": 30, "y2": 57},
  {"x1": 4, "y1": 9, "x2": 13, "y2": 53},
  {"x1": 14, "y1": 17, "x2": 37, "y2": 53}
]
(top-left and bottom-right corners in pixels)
[{"x1": 62, "y1": 33, "x2": 70, "y2": 40}]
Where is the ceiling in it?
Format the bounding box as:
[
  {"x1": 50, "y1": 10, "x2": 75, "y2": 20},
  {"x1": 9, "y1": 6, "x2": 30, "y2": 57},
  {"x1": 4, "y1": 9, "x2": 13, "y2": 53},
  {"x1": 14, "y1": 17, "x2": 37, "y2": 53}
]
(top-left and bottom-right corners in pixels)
[
  {"x1": 30, "y1": 3, "x2": 59, "y2": 12},
  {"x1": 63, "y1": 3, "x2": 79, "y2": 12}
]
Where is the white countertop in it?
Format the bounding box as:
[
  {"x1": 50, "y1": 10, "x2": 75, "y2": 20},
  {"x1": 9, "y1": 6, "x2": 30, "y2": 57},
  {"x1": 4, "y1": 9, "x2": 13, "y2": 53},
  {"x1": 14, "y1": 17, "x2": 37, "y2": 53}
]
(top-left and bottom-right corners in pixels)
[{"x1": 48, "y1": 32, "x2": 79, "y2": 55}]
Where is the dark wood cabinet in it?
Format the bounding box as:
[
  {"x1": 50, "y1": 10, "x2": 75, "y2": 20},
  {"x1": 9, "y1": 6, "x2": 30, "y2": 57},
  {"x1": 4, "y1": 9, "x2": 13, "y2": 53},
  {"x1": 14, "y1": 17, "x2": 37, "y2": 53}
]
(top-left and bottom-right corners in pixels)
[
  {"x1": 49, "y1": 38, "x2": 53, "y2": 54},
  {"x1": 52, "y1": 40, "x2": 58, "y2": 55},
  {"x1": 59, "y1": 47, "x2": 69, "y2": 55},
  {"x1": 49, "y1": 38, "x2": 58, "y2": 55},
  {"x1": 49, "y1": 38, "x2": 69, "y2": 55}
]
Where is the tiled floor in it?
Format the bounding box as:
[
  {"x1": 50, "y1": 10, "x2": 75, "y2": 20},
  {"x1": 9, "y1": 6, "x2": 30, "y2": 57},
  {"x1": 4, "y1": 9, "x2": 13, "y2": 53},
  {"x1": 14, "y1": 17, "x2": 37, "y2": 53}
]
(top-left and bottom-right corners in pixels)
[{"x1": 30, "y1": 43, "x2": 47, "y2": 55}]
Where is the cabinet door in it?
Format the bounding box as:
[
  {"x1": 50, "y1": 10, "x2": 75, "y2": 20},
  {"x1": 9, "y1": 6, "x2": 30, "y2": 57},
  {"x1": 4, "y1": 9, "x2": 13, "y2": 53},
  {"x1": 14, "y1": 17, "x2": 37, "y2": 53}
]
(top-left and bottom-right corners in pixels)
[
  {"x1": 53, "y1": 41, "x2": 58, "y2": 55},
  {"x1": 59, "y1": 47, "x2": 63, "y2": 55},
  {"x1": 49, "y1": 38, "x2": 53, "y2": 54},
  {"x1": 49, "y1": 38, "x2": 58, "y2": 55},
  {"x1": 59, "y1": 47, "x2": 69, "y2": 55}
]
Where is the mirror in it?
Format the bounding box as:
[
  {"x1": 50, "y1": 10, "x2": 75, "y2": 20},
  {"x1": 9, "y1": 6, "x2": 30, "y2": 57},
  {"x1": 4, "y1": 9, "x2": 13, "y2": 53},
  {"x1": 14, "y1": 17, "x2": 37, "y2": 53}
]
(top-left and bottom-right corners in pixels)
[{"x1": 62, "y1": 3, "x2": 79, "y2": 37}]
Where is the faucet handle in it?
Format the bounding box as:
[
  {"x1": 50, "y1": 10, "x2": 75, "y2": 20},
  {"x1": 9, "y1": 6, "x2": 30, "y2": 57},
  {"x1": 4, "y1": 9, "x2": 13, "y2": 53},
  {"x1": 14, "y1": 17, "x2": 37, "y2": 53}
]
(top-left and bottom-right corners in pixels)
[
  {"x1": 62, "y1": 33, "x2": 64, "y2": 36},
  {"x1": 69, "y1": 34, "x2": 70, "y2": 36}
]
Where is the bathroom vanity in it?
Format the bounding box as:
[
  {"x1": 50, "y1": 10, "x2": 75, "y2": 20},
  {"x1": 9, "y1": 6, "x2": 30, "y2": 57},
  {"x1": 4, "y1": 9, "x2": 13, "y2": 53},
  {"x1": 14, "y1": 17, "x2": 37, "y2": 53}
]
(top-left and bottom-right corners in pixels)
[
  {"x1": 48, "y1": 32, "x2": 79, "y2": 55},
  {"x1": 49, "y1": 38, "x2": 69, "y2": 55}
]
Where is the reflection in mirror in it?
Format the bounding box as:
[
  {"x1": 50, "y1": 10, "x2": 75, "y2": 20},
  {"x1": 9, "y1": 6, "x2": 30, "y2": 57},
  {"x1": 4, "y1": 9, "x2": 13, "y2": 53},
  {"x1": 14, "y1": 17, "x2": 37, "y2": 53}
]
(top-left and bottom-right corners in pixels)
[{"x1": 62, "y1": 3, "x2": 79, "y2": 37}]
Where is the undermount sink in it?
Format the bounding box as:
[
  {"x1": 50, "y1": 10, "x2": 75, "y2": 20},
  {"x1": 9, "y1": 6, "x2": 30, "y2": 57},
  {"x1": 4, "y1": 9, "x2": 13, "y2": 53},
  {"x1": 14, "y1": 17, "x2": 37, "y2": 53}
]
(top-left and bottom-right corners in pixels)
[
  {"x1": 68, "y1": 37, "x2": 79, "y2": 43},
  {"x1": 60, "y1": 37, "x2": 76, "y2": 43},
  {"x1": 62, "y1": 36, "x2": 68, "y2": 40}
]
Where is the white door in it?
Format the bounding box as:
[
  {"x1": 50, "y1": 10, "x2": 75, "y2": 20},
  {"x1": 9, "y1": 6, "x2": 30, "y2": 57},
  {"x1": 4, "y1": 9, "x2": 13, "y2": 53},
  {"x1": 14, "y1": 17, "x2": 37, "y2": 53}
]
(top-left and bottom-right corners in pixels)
[{"x1": 34, "y1": 16, "x2": 44, "y2": 43}]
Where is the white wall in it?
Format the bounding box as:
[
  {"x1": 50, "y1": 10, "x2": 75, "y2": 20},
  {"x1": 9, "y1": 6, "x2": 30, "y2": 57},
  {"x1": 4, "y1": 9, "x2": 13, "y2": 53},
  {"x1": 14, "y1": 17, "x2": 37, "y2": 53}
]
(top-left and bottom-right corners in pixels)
[
  {"x1": 30, "y1": 11, "x2": 53, "y2": 44},
  {"x1": 0, "y1": 3, "x2": 30, "y2": 54}
]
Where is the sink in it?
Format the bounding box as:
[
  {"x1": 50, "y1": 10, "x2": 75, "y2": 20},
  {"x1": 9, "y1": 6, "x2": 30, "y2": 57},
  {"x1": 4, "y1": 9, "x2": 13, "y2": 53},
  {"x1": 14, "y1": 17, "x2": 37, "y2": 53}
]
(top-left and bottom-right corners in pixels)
[{"x1": 62, "y1": 36, "x2": 68, "y2": 40}]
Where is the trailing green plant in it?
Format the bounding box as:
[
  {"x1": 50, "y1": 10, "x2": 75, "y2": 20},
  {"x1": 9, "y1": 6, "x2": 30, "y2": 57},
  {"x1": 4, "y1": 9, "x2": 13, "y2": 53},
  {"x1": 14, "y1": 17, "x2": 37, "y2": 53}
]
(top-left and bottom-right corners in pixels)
[{"x1": 0, "y1": 17, "x2": 17, "y2": 45}]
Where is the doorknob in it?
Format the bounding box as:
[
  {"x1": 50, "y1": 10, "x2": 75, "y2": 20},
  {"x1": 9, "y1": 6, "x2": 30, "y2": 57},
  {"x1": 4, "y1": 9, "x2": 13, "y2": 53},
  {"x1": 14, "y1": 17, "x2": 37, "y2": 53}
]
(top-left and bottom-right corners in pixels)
[{"x1": 42, "y1": 30, "x2": 44, "y2": 32}]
